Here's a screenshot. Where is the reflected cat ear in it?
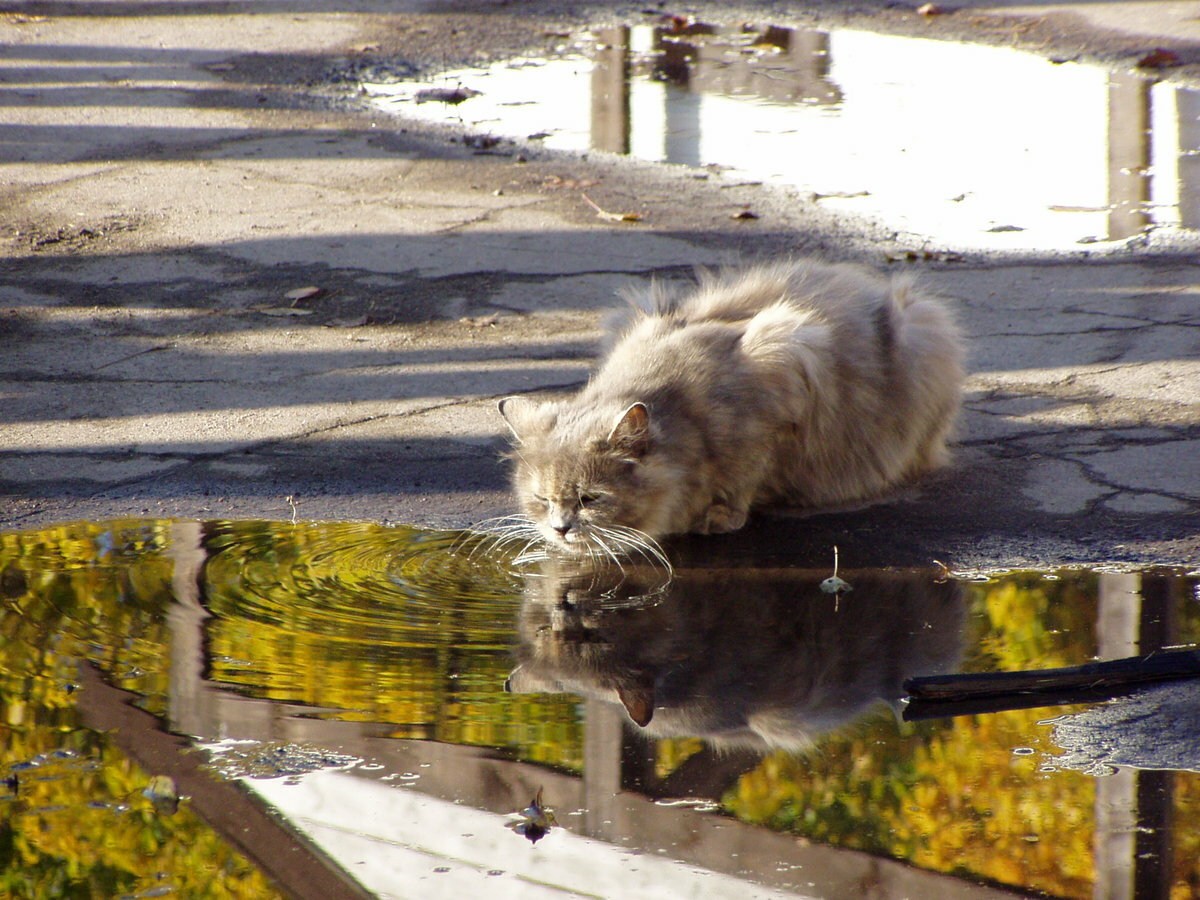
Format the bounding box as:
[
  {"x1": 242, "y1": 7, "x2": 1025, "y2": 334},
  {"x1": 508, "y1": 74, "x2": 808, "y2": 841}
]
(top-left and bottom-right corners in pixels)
[
  {"x1": 503, "y1": 664, "x2": 524, "y2": 693},
  {"x1": 606, "y1": 402, "x2": 651, "y2": 459},
  {"x1": 616, "y1": 684, "x2": 656, "y2": 727}
]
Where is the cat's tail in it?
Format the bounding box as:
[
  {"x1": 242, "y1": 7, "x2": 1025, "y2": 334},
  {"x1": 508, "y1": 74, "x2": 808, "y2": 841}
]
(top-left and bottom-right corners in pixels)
[{"x1": 886, "y1": 273, "x2": 967, "y2": 471}]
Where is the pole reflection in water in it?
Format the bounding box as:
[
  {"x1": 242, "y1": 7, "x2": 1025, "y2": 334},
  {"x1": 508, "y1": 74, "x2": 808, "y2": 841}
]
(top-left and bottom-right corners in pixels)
[{"x1": 364, "y1": 21, "x2": 1200, "y2": 251}]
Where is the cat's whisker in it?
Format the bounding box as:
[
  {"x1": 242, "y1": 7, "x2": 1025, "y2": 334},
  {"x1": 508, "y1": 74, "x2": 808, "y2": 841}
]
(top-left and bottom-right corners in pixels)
[
  {"x1": 471, "y1": 515, "x2": 537, "y2": 540},
  {"x1": 583, "y1": 529, "x2": 627, "y2": 574},
  {"x1": 497, "y1": 539, "x2": 546, "y2": 565},
  {"x1": 463, "y1": 529, "x2": 505, "y2": 559},
  {"x1": 602, "y1": 525, "x2": 673, "y2": 574},
  {"x1": 452, "y1": 523, "x2": 507, "y2": 556},
  {"x1": 484, "y1": 525, "x2": 535, "y2": 545},
  {"x1": 473, "y1": 513, "x2": 535, "y2": 529},
  {"x1": 513, "y1": 540, "x2": 551, "y2": 565},
  {"x1": 465, "y1": 515, "x2": 546, "y2": 563}
]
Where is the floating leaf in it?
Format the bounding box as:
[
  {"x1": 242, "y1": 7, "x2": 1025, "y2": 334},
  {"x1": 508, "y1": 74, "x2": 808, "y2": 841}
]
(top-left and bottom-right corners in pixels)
[
  {"x1": 143, "y1": 775, "x2": 180, "y2": 815},
  {"x1": 506, "y1": 787, "x2": 559, "y2": 844}
]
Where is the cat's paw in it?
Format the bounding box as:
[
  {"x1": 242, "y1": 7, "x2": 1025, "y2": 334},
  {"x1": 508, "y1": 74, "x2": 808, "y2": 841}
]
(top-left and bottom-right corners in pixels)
[{"x1": 701, "y1": 503, "x2": 748, "y2": 534}]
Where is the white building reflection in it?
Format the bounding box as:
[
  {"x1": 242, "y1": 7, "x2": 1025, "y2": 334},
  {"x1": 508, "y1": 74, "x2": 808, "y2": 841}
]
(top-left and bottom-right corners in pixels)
[{"x1": 366, "y1": 24, "x2": 1200, "y2": 252}]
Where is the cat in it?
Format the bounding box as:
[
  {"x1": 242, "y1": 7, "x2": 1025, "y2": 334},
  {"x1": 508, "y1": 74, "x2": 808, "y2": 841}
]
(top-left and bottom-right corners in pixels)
[
  {"x1": 496, "y1": 260, "x2": 964, "y2": 561},
  {"x1": 505, "y1": 558, "x2": 965, "y2": 749}
]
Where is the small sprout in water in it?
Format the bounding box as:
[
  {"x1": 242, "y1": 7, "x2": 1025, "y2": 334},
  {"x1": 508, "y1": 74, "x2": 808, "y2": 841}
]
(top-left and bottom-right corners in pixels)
[
  {"x1": 506, "y1": 786, "x2": 558, "y2": 844},
  {"x1": 820, "y1": 545, "x2": 852, "y2": 600}
]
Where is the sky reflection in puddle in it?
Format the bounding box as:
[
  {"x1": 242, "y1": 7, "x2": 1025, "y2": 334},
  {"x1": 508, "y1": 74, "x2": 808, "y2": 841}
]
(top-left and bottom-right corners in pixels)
[
  {"x1": 2, "y1": 518, "x2": 1200, "y2": 898},
  {"x1": 362, "y1": 22, "x2": 1200, "y2": 253}
]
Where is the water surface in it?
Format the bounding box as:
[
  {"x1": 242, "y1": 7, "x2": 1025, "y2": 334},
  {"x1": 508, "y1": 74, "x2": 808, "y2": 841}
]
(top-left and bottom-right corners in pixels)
[{"x1": 2, "y1": 518, "x2": 1199, "y2": 898}]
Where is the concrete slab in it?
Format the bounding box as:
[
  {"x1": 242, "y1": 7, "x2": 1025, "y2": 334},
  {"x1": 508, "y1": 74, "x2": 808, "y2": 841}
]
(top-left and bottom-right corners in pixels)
[{"x1": 2, "y1": 0, "x2": 1199, "y2": 569}]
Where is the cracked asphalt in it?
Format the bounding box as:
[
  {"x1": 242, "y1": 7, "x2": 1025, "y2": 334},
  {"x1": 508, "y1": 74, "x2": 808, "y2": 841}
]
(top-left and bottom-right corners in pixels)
[{"x1": 2, "y1": 0, "x2": 1198, "y2": 570}]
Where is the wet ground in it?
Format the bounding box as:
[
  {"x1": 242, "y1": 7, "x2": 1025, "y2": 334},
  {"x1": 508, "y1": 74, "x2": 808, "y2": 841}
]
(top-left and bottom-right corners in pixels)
[{"x1": 3, "y1": 518, "x2": 1200, "y2": 898}]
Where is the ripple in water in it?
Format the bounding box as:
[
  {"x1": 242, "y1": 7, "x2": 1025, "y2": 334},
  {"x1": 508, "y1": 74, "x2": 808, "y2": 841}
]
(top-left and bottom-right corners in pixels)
[{"x1": 203, "y1": 521, "x2": 524, "y2": 642}]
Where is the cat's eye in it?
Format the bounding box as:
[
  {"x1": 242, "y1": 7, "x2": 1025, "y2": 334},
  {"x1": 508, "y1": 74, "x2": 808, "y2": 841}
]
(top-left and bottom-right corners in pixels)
[{"x1": 578, "y1": 492, "x2": 601, "y2": 507}]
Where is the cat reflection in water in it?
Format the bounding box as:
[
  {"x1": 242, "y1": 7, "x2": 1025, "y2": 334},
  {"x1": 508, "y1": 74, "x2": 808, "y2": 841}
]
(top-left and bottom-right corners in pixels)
[
  {"x1": 495, "y1": 260, "x2": 964, "y2": 564},
  {"x1": 505, "y1": 561, "x2": 964, "y2": 749}
]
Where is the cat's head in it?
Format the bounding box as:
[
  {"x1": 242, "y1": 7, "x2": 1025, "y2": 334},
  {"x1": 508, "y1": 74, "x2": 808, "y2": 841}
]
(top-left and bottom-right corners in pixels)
[{"x1": 497, "y1": 397, "x2": 673, "y2": 560}]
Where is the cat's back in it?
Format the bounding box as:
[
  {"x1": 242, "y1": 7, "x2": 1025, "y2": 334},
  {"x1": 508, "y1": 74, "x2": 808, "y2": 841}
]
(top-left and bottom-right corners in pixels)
[
  {"x1": 659, "y1": 259, "x2": 883, "y2": 325},
  {"x1": 591, "y1": 257, "x2": 964, "y2": 513}
]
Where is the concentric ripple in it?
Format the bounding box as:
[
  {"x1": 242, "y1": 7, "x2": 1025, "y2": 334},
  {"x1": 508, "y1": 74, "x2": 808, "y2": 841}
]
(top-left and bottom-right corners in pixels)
[
  {"x1": 196, "y1": 520, "x2": 556, "y2": 740},
  {"x1": 202, "y1": 520, "x2": 524, "y2": 641}
]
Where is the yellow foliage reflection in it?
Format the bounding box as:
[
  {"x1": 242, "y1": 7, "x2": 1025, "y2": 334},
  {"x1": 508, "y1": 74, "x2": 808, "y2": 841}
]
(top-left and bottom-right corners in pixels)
[{"x1": 0, "y1": 520, "x2": 280, "y2": 898}]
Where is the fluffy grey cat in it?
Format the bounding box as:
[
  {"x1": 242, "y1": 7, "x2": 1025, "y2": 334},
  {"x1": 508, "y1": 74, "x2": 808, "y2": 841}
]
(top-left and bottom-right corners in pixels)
[{"x1": 497, "y1": 260, "x2": 964, "y2": 561}]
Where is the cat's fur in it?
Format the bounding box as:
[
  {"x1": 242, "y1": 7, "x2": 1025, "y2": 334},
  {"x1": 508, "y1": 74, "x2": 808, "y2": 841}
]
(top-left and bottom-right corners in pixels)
[
  {"x1": 498, "y1": 260, "x2": 964, "y2": 559},
  {"x1": 505, "y1": 559, "x2": 965, "y2": 749}
]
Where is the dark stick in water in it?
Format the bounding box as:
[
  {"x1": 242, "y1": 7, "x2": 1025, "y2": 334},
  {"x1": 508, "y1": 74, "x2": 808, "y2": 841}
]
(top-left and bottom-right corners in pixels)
[{"x1": 903, "y1": 647, "x2": 1200, "y2": 720}]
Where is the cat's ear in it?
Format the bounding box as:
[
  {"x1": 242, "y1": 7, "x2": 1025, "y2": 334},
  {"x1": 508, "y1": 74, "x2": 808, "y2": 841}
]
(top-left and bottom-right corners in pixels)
[
  {"x1": 616, "y1": 683, "x2": 656, "y2": 727},
  {"x1": 607, "y1": 402, "x2": 651, "y2": 459},
  {"x1": 498, "y1": 397, "x2": 544, "y2": 442}
]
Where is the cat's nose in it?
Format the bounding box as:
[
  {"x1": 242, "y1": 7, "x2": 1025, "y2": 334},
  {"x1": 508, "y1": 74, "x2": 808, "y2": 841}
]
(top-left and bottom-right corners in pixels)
[{"x1": 552, "y1": 523, "x2": 571, "y2": 537}]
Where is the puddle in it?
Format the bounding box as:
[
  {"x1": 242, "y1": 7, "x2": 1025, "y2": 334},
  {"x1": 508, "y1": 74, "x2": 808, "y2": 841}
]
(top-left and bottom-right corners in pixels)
[
  {"x1": 3, "y1": 518, "x2": 1200, "y2": 898},
  {"x1": 360, "y1": 22, "x2": 1200, "y2": 253}
]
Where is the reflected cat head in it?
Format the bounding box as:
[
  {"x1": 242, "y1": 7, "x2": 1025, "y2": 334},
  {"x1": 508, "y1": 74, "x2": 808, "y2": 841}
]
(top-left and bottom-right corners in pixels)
[{"x1": 505, "y1": 559, "x2": 965, "y2": 751}]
